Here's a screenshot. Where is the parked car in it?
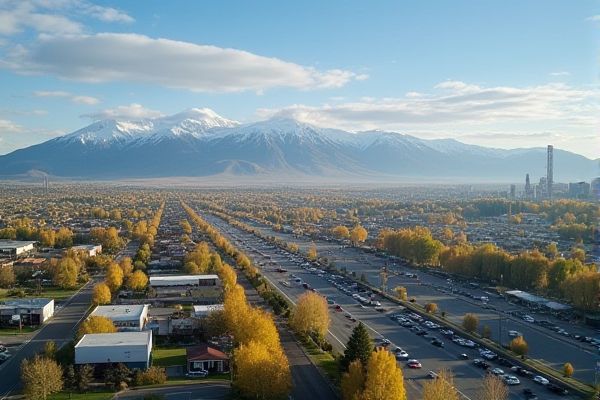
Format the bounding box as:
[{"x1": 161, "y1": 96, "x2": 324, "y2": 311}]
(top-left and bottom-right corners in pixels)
[
  {"x1": 532, "y1": 375, "x2": 549, "y2": 385},
  {"x1": 490, "y1": 367, "x2": 504, "y2": 376},
  {"x1": 503, "y1": 375, "x2": 520, "y2": 385},
  {"x1": 546, "y1": 384, "x2": 568, "y2": 395},
  {"x1": 431, "y1": 338, "x2": 444, "y2": 347},
  {"x1": 522, "y1": 388, "x2": 538, "y2": 399},
  {"x1": 427, "y1": 370, "x2": 438, "y2": 379},
  {"x1": 406, "y1": 359, "x2": 422, "y2": 369}
]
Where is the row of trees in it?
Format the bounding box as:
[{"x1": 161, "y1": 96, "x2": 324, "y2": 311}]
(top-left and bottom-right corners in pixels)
[
  {"x1": 377, "y1": 226, "x2": 444, "y2": 265},
  {"x1": 331, "y1": 224, "x2": 369, "y2": 245},
  {"x1": 0, "y1": 220, "x2": 74, "y2": 248},
  {"x1": 92, "y1": 257, "x2": 149, "y2": 305}
]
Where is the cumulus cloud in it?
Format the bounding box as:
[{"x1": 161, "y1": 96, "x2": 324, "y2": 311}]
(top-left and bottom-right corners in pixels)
[
  {"x1": 33, "y1": 90, "x2": 99, "y2": 105},
  {"x1": 3, "y1": 33, "x2": 363, "y2": 92},
  {"x1": 81, "y1": 103, "x2": 164, "y2": 120},
  {"x1": 0, "y1": 0, "x2": 133, "y2": 36}
]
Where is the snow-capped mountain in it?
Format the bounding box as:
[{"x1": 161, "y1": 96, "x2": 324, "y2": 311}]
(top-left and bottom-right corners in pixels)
[{"x1": 0, "y1": 108, "x2": 596, "y2": 182}]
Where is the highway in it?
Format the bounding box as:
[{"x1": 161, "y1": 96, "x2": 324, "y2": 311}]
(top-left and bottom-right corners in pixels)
[
  {"x1": 200, "y1": 210, "x2": 573, "y2": 400},
  {"x1": 0, "y1": 279, "x2": 95, "y2": 398}
]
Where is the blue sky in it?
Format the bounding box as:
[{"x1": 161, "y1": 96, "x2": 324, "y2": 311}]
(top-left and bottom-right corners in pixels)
[{"x1": 0, "y1": 0, "x2": 599, "y2": 157}]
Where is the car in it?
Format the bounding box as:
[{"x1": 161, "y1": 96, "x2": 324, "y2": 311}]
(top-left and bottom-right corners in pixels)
[
  {"x1": 497, "y1": 358, "x2": 513, "y2": 367},
  {"x1": 395, "y1": 350, "x2": 409, "y2": 359},
  {"x1": 406, "y1": 359, "x2": 422, "y2": 369},
  {"x1": 490, "y1": 367, "x2": 504, "y2": 376},
  {"x1": 335, "y1": 305, "x2": 343, "y2": 312},
  {"x1": 523, "y1": 315, "x2": 535, "y2": 323},
  {"x1": 546, "y1": 384, "x2": 568, "y2": 395},
  {"x1": 522, "y1": 388, "x2": 538, "y2": 400},
  {"x1": 508, "y1": 330, "x2": 522, "y2": 337},
  {"x1": 458, "y1": 353, "x2": 469, "y2": 360},
  {"x1": 532, "y1": 375, "x2": 549, "y2": 385},
  {"x1": 186, "y1": 370, "x2": 208, "y2": 378},
  {"x1": 431, "y1": 338, "x2": 444, "y2": 347},
  {"x1": 427, "y1": 370, "x2": 438, "y2": 379},
  {"x1": 503, "y1": 375, "x2": 520, "y2": 385}
]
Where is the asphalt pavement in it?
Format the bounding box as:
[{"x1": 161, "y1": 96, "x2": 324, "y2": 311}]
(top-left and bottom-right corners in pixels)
[{"x1": 112, "y1": 381, "x2": 230, "y2": 400}]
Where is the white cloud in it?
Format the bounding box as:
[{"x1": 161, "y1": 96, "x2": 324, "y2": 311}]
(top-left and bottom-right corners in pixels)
[
  {"x1": 4, "y1": 33, "x2": 364, "y2": 93},
  {"x1": 81, "y1": 103, "x2": 163, "y2": 120},
  {"x1": 0, "y1": 119, "x2": 22, "y2": 133},
  {"x1": 0, "y1": 0, "x2": 133, "y2": 36},
  {"x1": 33, "y1": 90, "x2": 99, "y2": 105},
  {"x1": 549, "y1": 71, "x2": 571, "y2": 77},
  {"x1": 257, "y1": 80, "x2": 600, "y2": 157},
  {"x1": 586, "y1": 15, "x2": 600, "y2": 21}
]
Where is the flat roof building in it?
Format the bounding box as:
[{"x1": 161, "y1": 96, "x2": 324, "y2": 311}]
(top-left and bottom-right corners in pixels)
[
  {"x1": 89, "y1": 304, "x2": 149, "y2": 331},
  {"x1": 0, "y1": 240, "x2": 36, "y2": 257},
  {"x1": 0, "y1": 298, "x2": 54, "y2": 326},
  {"x1": 193, "y1": 304, "x2": 224, "y2": 318},
  {"x1": 149, "y1": 275, "x2": 219, "y2": 287},
  {"x1": 72, "y1": 244, "x2": 102, "y2": 257},
  {"x1": 74, "y1": 331, "x2": 152, "y2": 369}
]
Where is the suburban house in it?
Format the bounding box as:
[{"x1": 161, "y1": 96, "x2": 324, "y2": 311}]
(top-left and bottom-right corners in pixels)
[
  {"x1": 186, "y1": 344, "x2": 229, "y2": 373},
  {"x1": 72, "y1": 244, "x2": 102, "y2": 257},
  {"x1": 0, "y1": 298, "x2": 54, "y2": 327},
  {"x1": 89, "y1": 304, "x2": 149, "y2": 331},
  {"x1": 74, "y1": 331, "x2": 153, "y2": 370}
]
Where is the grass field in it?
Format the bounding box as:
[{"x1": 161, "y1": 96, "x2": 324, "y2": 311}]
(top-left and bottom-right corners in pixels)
[
  {"x1": 301, "y1": 336, "x2": 340, "y2": 382},
  {"x1": 152, "y1": 347, "x2": 186, "y2": 367},
  {"x1": 48, "y1": 391, "x2": 113, "y2": 400},
  {"x1": 0, "y1": 326, "x2": 37, "y2": 335},
  {"x1": 0, "y1": 286, "x2": 82, "y2": 301}
]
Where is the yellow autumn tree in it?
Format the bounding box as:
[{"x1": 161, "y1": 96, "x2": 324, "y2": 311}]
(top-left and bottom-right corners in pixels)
[
  {"x1": 234, "y1": 341, "x2": 291, "y2": 400},
  {"x1": 362, "y1": 348, "x2": 406, "y2": 400},
  {"x1": 119, "y1": 257, "x2": 134, "y2": 278},
  {"x1": 127, "y1": 270, "x2": 148, "y2": 291},
  {"x1": 394, "y1": 286, "x2": 408, "y2": 301},
  {"x1": 105, "y1": 263, "x2": 124, "y2": 292},
  {"x1": 217, "y1": 263, "x2": 237, "y2": 291},
  {"x1": 422, "y1": 369, "x2": 459, "y2": 400},
  {"x1": 350, "y1": 225, "x2": 368, "y2": 246},
  {"x1": 92, "y1": 282, "x2": 111, "y2": 305},
  {"x1": 307, "y1": 243, "x2": 318, "y2": 261},
  {"x1": 341, "y1": 360, "x2": 365, "y2": 400},
  {"x1": 332, "y1": 225, "x2": 350, "y2": 239},
  {"x1": 290, "y1": 291, "x2": 330, "y2": 339},
  {"x1": 77, "y1": 316, "x2": 116, "y2": 339},
  {"x1": 21, "y1": 355, "x2": 63, "y2": 400}
]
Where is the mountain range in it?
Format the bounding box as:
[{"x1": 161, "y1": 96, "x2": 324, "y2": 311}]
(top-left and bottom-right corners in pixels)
[{"x1": 0, "y1": 108, "x2": 596, "y2": 182}]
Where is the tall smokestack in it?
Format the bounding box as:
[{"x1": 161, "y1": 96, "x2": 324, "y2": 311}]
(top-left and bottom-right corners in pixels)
[{"x1": 547, "y1": 145, "x2": 553, "y2": 200}]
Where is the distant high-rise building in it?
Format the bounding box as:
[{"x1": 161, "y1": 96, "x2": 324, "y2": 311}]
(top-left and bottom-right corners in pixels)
[
  {"x1": 568, "y1": 181, "x2": 590, "y2": 199},
  {"x1": 547, "y1": 145, "x2": 553, "y2": 200},
  {"x1": 592, "y1": 177, "x2": 600, "y2": 202},
  {"x1": 510, "y1": 184, "x2": 516, "y2": 199},
  {"x1": 524, "y1": 173, "x2": 532, "y2": 199}
]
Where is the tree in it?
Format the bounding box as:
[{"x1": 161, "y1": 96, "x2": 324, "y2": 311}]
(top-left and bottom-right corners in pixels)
[
  {"x1": 546, "y1": 242, "x2": 559, "y2": 259},
  {"x1": 341, "y1": 322, "x2": 372, "y2": 371},
  {"x1": 119, "y1": 257, "x2": 134, "y2": 277},
  {"x1": 180, "y1": 219, "x2": 193, "y2": 235},
  {"x1": 482, "y1": 325, "x2": 492, "y2": 339},
  {"x1": 233, "y1": 341, "x2": 291, "y2": 400},
  {"x1": 307, "y1": 243, "x2": 318, "y2": 261},
  {"x1": 55, "y1": 227, "x2": 74, "y2": 248},
  {"x1": 362, "y1": 348, "x2": 406, "y2": 400},
  {"x1": 77, "y1": 364, "x2": 94, "y2": 393},
  {"x1": 332, "y1": 225, "x2": 350, "y2": 239},
  {"x1": 77, "y1": 316, "x2": 117, "y2": 339},
  {"x1": 425, "y1": 303, "x2": 438, "y2": 314},
  {"x1": 350, "y1": 225, "x2": 368, "y2": 246},
  {"x1": 571, "y1": 247, "x2": 585, "y2": 262},
  {"x1": 21, "y1": 355, "x2": 63, "y2": 400},
  {"x1": 0, "y1": 264, "x2": 16, "y2": 288},
  {"x1": 127, "y1": 270, "x2": 148, "y2": 291},
  {"x1": 53, "y1": 257, "x2": 79, "y2": 289},
  {"x1": 134, "y1": 366, "x2": 167, "y2": 386},
  {"x1": 104, "y1": 363, "x2": 131, "y2": 390},
  {"x1": 63, "y1": 365, "x2": 77, "y2": 393},
  {"x1": 422, "y1": 369, "x2": 459, "y2": 400},
  {"x1": 341, "y1": 360, "x2": 365, "y2": 400},
  {"x1": 509, "y1": 336, "x2": 528, "y2": 357},
  {"x1": 204, "y1": 310, "x2": 228, "y2": 339},
  {"x1": 462, "y1": 313, "x2": 479, "y2": 333},
  {"x1": 563, "y1": 362, "x2": 574, "y2": 378},
  {"x1": 44, "y1": 340, "x2": 57, "y2": 359},
  {"x1": 478, "y1": 374, "x2": 508, "y2": 400},
  {"x1": 105, "y1": 263, "x2": 124, "y2": 292},
  {"x1": 394, "y1": 286, "x2": 408, "y2": 301},
  {"x1": 92, "y1": 282, "x2": 111, "y2": 305},
  {"x1": 289, "y1": 292, "x2": 330, "y2": 339}
]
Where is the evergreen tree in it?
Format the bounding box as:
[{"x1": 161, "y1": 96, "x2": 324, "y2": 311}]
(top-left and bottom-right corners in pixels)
[
  {"x1": 77, "y1": 364, "x2": 94, "y2": 393},
  {"x1": 341, "y1": 322, "x2": 372, "y2": 371},
  {"x1": 63, "y1": 364, "x2": 77, "y2": 393}
]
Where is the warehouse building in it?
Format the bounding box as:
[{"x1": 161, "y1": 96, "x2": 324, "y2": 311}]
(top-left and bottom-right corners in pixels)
[
  {"x1": 148, "y1": 274, "x2": 222, "y2": 304},
  {"x1": 0, "y1": 240, "x2": 36, "y2": 257},
  {"x1": 193, "y1": 304, "x2": 224, "y2": 318},
  {"x1": 0, "y1": 298, "x2": 54, "y2": 327},
  {"x1": 72, "y1": 244, "x2": 102, "y2": 257},
  {"x1": 74, "y1": 331, "x2": 153, "y2": 369},
  {"x1": 149, "y1": 274, "x2": 219, "y2": 287},
  {"x1": 89, "y1": 304, "x2": 149, "y2": 331}
]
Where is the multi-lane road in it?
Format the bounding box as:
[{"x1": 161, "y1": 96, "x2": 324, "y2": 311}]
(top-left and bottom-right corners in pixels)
[
  {"x1": 200, "y1": 210, "x2": 573, "y2": 400},
  {"x1": 0, "y1": 279, "x2": 95, "y2": 398}
]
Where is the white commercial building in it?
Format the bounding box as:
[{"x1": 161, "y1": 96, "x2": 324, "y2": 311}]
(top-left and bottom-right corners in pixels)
[
  {"x1": 193, "y1": 304, "x2": 224, "y2": 318},
  {"x1": 89, "y1": 304, "x2": 149, "y2": 331},
  {"x1": 72, "y1": 244, "x2": 102, "y2": 257},
  {"x1": 0, "y1": 240, "x2": 36, "y2": 257},
  {"x1": 74, "y1": 331, "x2": 152, "y2": 369},
  {"x1": 149, "y1": 274, "x2": 219, "y2": 287},
  {"x1": 0, "y1": 298, "x2": 54, "y2": 326}
]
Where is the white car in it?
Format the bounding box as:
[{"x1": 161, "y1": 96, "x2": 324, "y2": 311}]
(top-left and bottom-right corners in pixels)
[
  {"x1": 523, "y1": 315, "x2": 535, "y2": 323},
  {"x1": 503, "y1": 375, "x2": 520, "y2": 385},
  {"x1": 491, "y1": 367, "x2": 504, "y2": 375},
  {"x1": 533, "y1": 375, "x2": 549, "y2": 385},
  {"x1": 508, "y1": 330, "x2": 521, "y2": 337},
  {"x1": 394, "y1": 349, "x2": 409, "y2": 359}
]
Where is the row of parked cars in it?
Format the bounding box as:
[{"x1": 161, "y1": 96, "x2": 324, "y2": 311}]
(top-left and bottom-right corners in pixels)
[{"x1": 0, "y1": 344, "x2": 11, "y2": 365}]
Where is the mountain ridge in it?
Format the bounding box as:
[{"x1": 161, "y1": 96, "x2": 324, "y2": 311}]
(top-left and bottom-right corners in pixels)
[{"x1": 0, "y1": 108, "x2": 596, "y2": 182}]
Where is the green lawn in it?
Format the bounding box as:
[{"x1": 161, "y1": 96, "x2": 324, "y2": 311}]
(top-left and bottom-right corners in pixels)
[
  {"x1": 301, "y1": 337, "x2": 340, "y2": 382},
  {"x1": 48, "y1": 391, "x2": 113, "y2": 400},
  {"x1": 152, "y1": 347, "x2": 186, "y2": 367},
  {"x1": 0, "y1": 286, "x2": 82, "y2": 301}
]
